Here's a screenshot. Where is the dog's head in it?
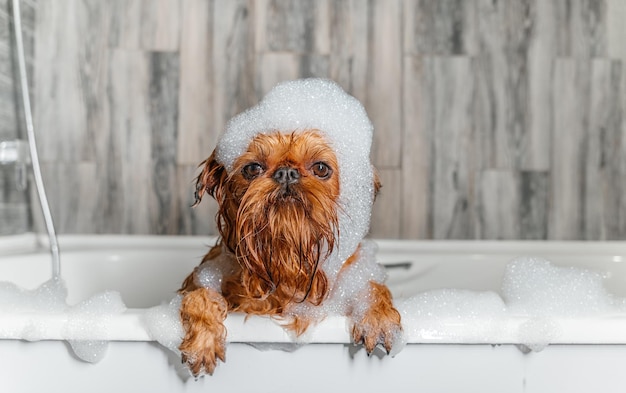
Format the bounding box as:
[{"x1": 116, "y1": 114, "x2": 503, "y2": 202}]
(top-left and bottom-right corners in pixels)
[
  {"x1": 194, "y1": 79, "x2": 379, "y2": 304},
  {"x1": 195, "y1": 130, "x2": 351, "y2": 304}
]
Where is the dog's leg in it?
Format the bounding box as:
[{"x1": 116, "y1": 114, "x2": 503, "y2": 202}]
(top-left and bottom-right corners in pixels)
[
  {"x1": 179, "y1": 287, "x2": 228, "y2": 376},
  {"x1": 351, "y1": 281, "x2": 402, "y2": 354}
]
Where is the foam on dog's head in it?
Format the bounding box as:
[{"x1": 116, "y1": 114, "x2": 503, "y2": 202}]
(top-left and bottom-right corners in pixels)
[{"x1": 215, "y1": 79, "x2": 376, "y2": 277}]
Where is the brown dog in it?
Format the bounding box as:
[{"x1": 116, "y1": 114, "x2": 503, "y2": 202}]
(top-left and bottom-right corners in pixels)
[{"x1": 178, "y1": 80, "x2": 402, "y2": 377}]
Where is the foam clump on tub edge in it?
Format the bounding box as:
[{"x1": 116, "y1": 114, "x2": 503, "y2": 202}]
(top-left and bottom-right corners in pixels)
[
  {"x1": 144, "y1": 294, "x2": 184, "y2": 355},
  {"x1": 397, "y1": 256, "x2": 626, "y2": 352},
  {"x1": 0, "y1": 278, "x2": 127, "y2": 363}
]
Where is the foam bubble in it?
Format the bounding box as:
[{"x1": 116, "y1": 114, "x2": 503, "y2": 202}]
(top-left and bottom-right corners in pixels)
[
  {"x1": 65, "y1": 290, "x2": 127, "y2": 363},
  {"x1": 194, "y1": 248, "x2": 237, "y2": 291},
  {"x1": 397, "y1": 289, "x2": 507, "y2": 342},
  {"x1": 0, "y1": 278, "x2": 67, "y2": 313},
  {"x1": 144, "y1": 294, "x2": 184, "y2": 355},
  {"x1": 0, "y1": 278, "x2": 68, "y2": 340},
  {"x1": 0, "y1": 279, "x2": 127, "y2": 362},
  {"x1": 516, "y1": 318, "x2": 560, "y2": 353},
  {"x1": 502, "y1": 256, "x2": 620, "y2": 316},
  {"x1": 283, "y1": 240, "x2": 398, "y2": 348},
  {"x1": 397, "y1": 256, "x2": 626, "y2": 352}
]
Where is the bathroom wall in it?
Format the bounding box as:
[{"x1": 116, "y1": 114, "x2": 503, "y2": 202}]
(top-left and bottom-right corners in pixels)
[
  {"x1": 2, "y1": 0, "x2": 626, "y2": 240},
  {"x1": 0, "y1": 0, "x2": 34, "y2": 235}
]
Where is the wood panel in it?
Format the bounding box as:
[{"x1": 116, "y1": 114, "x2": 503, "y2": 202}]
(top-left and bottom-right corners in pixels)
[{"x1": 0, "y1": 0, "x2": 624, "y2": 240}]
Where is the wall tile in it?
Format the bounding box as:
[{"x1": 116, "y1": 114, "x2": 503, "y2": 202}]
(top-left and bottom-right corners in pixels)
[
  {"x1": 369, "y1": 168, "x2": 401, "y2": 238},
  {"x1": 177, "y1": 0, "x2": 214, "y2": 165},
  {"x1": 139, "y1": 0, "x2": 180, "y2": 51},
  {"x1": 366, "y1": 0, "x2": 403, "y2": 169},
  {"x1": 549, "y1": 59, "x2": 590, "y2": 240},
  {"x1": 606, "y1": 0, "x2": 626, "y2": 60},
  {"x1": 328, "y1": 0, "x2": 368, "y2": 101},
  {"x1": 585, "y1": 59, "x2": 624, "y2": 239},
  {"x1": 519, "y1": 171, "x2": 549, "y2": 240},
  {"x1": 404, "y1": 0, "x2": 477, "y2": 56},
  {"x1": 109, "y1": 0, "x2": 142, "y2": 49},
  {"x1": 257, "y1": 0, "x2": 329, "y2": 54},
  {"x1": 34, "y1": 0, "x2": 110, "y2": 162},
  {"x1": 477, "y1": 170, "x2": 520, "y2": 240},
  {"x1": 427, "y1": 57, "x2": 476, "y2": 239},
  {"x1": 401, "y1": 56, "x2": 431, "y2": 239},
  {"x1": 1, "y1": 0, "x2": 625, "y2": 241},
  {"x1": 555, "y1": 0, "x2": 607, "y2": 58},
  {"x1": 212, "y1": 0, "x2": 256, "y2": 144},
  {"x1": 149, "y1": 52, "x2": 180, "y2": 234}
]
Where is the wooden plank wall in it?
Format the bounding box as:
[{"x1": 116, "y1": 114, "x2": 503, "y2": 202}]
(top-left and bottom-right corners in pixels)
[
  {"x1": 0, "y1": 0, "x2": 35, "y2": 235},
  {"x1": 1, "y1": 0, "x2": 626, "y2": 240}
]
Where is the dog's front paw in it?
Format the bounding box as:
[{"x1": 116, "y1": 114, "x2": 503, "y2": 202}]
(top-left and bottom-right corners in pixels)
[
  {"x1": 351, "y1": 282, "x2": 402, "y2": 354},
  {"x1": 179, "y1": 288, "x2": 228, "y2": 376}
]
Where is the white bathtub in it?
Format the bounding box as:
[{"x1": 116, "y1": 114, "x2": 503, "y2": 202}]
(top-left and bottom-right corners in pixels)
[{"x1": 2, "y1": 234, "x2": 626, "y2": 392}]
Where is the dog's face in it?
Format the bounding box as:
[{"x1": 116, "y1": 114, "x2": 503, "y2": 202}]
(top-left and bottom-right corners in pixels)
[{"x1": 195, "y1": 130, "x2": 341, "y2": 304}]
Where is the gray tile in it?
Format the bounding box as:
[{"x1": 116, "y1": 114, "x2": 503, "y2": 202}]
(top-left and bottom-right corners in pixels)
[
  {"x1": 555, "y1": 0, "x2": 607, "y2": 58},
  {"x1": 149, "y1": 52, "x2": 180, "y2": 234},
  {"x1": 477, "y1": 170, "x2": 520, "y2": 240},
  {"x1": 404, "y1": 0, "x2": 477, "y2": 56},
  {"x1": 177, "y1": 0, "x2": 215, "y2": 165},
  {"x1": 401, "y1": 56, "x2": 432, "y2": 239},
  {"x1": 549, "y1": 58, "x2": 591, "y2": 240},
  {"x1": 364, "y1": 0, "x2": 402, "y2": 168},
  {"x1": 519, "y1": 170, "x2": 549, "y2": 240},
  {"x1": 139, "y1": 0, "x2": 180, "y2": 51},
  {"x1": 426, "y1": 57, "x2": 476, "y2": 239},
  {"x1": 260, "y1": 0, "x2": 329, "y2": 54},
  {"x1": 370, "y1": 168, "x2": 402, "y2": 238},
  {"x1": 585, "y1": 59, "x2": 625, "y2": 239}
]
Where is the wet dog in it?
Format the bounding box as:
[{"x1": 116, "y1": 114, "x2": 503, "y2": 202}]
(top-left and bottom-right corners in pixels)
[{"x1": 178, "y1": 79, "x2": 402, "y2": 377}]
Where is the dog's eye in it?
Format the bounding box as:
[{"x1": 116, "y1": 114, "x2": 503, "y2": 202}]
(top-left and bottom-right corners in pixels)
[
  {"x1": 242, "y1": 163, "x2": 264, "y2": 180},
  {"x1": 310, "y1": 162, "x2": 332, "y2": 179}
]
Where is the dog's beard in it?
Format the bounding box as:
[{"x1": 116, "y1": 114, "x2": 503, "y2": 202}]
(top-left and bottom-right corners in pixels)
[{"x1": 233, "y1": 180, "x2": 338, "y2": 305}]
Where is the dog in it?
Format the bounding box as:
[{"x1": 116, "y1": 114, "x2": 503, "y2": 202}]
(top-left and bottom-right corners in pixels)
[{"x1": 178, "y1": 79, "x2": 402, "y2": 377}]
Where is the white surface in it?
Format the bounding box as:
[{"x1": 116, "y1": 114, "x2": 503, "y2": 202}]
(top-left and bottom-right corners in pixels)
[
  {"x1": 3, "y1": 340, "x2": 626, "y2": 393},
  {"x1": 3, "y1": 234, "x2": 626, "y2": 392}
]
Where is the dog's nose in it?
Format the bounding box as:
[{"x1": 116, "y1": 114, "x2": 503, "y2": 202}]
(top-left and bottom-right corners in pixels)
[{"x1": 272, "y1": 167, "x2": 300, "y2": 185}]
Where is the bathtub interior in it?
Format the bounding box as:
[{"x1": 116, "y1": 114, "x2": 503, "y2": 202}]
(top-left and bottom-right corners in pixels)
[{"x1": 2, "y1": 235, "x2": 626, "y2": 308}]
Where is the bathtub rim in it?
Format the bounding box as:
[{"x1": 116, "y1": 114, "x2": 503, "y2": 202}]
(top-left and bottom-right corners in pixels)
[
  {"x1": 3, "y1": 233, "x2": 626, "y2": 346},
  {"x1": 4, "y1": 232, "x2": 626, "y2": 257}
]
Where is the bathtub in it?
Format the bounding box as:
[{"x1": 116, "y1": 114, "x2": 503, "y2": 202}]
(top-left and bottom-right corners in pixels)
[{"x1": 2, "y1": 234, "x2": 626, "y2": 392}]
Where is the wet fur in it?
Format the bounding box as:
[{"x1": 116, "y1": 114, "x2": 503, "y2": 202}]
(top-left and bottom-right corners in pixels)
[{"x1": 179, "y1": 130, "x2": 400, "y2": 376}]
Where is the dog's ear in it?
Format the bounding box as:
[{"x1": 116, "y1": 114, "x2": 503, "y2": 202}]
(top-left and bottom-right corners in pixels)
[
  {"x1": 193, "y1": 151, "x2": 227, "y2": 207},
  {"x1": 372, "y1": 166, "x2": 382, "y2": 201}
]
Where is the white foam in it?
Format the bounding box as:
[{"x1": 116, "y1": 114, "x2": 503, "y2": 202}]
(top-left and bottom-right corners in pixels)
[
  {"x1": 0, "y1": 278, "x2": 67, "y2": 314},
  {"x1": 397, "y1": 256, "x2": 626, "y2": 352},
  {"x1": 397, "y1": 289, "x2": 507, "y2": 342},
  {"x1": 144, "y1": 294, "x2": 184, "y2": 355},
  {"x1": 194, "y1": 247, "x2": 237, "y2": 292},
  {"x1": 65, "y1": 290, "x2": 127, "y2": 363},
  {"x1": 0, "y1": 279, "x2": 127, "y2": 362},
  {"x1": 502, "y1": 256, "x2": 621, "y2": 316},
  {"x1": 284, "y1": 240, "x2": 401, "y2": 348},
  {"x1": 0, "y1": 278, "x2": 68, "y2": 340}
]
